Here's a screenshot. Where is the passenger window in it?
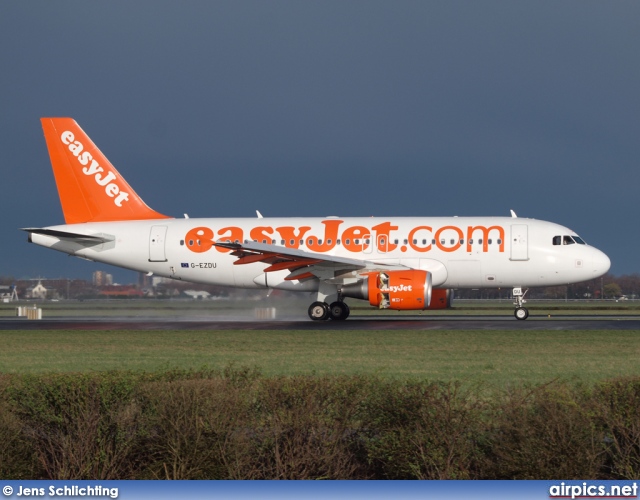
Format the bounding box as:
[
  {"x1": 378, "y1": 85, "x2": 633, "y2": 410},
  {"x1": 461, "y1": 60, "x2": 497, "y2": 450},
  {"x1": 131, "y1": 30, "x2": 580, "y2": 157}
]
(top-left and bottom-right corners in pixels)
[
  {"x1": 553, "y1": 236, "x2": 561, "y2": 245},
  {"x1": 337, "y1": 239, "x2": 341, "y2": 245},
  {"x1": 290, "y1": 239, "x2": 294, "y2": 245},
  {"x1": 180, "y1": 240, "x2": 185, "y2": 246},
  {"x1": 469, "y1": 239, "x2": 473, "y2": 245},
  {"x1": 346, "y1": 239, "x2": 350, "y2": 245},
  {"x1": 478, "y1": 239, "x2": 483, "y2": 245},
  {"x1": 488, "y1": 239, "x2": 492, "y2": 245}
]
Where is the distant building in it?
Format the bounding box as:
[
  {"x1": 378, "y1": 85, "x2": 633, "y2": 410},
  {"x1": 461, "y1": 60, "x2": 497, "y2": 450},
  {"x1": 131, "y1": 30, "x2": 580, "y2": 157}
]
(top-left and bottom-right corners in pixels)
[
  {"x1": 138, "y1": 272, "x2": 152, "y2": 288},
  {"x1": 0, "y1": 285, "x2": 18, "y2": 303},
  {"x1": 151, "y1": 276, "x2": 173, "y2": 287},
  {"x1": 99, "y1": 285, "x2": 144, "y2": 298},
  {"x1": 93, "y1": 271, "x2": 113, "y2": 286},
  {"x1": 183, "y1": 290, "x2": 211, "y2": 300},
  {"x1": 26, "y1": 280, "x2": 48, "y2": 299}
]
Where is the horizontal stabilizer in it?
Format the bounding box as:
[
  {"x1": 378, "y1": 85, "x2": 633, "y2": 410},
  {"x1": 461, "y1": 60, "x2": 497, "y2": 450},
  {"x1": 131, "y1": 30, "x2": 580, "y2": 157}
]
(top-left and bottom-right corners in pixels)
[{"x1": 21, "y1": 228, "x2": 113, "y2": 243}]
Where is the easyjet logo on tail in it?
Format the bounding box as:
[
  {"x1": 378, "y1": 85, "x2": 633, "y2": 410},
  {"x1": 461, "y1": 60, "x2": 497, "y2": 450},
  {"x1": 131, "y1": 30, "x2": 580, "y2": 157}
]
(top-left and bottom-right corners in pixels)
[{"x1": 60, "y1": 131, "x2": 129, "y2": 207}]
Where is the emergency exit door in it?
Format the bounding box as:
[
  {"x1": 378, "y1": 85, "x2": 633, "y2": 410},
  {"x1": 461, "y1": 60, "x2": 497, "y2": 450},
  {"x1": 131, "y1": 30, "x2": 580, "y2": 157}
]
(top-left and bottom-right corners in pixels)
[
  {"x1": 510, "y1": 224, "x2": 529, "y2": 261},
  {"x1": 149, "y1": 225, "x2": 168, "y2": 262}
]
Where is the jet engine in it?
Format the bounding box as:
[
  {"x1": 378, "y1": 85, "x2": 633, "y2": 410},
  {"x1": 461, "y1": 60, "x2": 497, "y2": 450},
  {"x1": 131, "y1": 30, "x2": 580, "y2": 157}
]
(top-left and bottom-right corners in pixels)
[{"x1": 341, "y1": 270, "x2": 432, "y2": 310}]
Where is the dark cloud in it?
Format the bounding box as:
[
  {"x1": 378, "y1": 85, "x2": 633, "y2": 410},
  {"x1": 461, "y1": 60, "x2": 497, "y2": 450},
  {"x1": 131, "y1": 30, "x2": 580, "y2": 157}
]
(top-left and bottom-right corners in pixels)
[{"x1": 1, "y1": 1, "x2": 638, "y2": 281}]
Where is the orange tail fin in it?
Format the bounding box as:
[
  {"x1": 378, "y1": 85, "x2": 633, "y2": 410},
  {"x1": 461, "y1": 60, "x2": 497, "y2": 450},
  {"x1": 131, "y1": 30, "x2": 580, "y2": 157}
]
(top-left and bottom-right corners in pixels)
[{"x1": 41, "y1": 118, "x2": 171, "y2": 224}]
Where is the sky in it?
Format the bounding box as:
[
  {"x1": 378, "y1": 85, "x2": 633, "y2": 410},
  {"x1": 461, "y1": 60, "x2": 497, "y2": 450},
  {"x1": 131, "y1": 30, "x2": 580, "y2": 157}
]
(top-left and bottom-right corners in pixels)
[{"x1": 1, "y1": 1, "x2": 639, "y2": 283}]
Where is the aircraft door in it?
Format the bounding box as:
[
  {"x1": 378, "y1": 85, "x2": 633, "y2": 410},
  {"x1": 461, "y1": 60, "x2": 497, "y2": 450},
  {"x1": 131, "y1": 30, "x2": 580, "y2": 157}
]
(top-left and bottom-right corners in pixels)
[
  {"x1": 377, "y1": 234, "x2": 389, "y2": 254},
  {"x1": 510, "y1": 224, "x2": 529, "y2": 261},
  {"x1": 149, "y1": 225, "x2": 168, "y2": 262}
]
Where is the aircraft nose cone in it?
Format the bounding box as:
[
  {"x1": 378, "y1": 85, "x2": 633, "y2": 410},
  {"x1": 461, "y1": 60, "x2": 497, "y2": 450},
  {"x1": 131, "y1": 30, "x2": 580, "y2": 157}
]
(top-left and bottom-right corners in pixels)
[{"x1": 592, "y1": 248, "x2": 611, "y2": 276}]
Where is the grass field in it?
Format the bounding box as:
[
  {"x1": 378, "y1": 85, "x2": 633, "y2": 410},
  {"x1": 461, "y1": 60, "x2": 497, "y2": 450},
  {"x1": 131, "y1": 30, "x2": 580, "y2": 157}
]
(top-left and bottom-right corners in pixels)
[
  {"x1": 2, "y1": 300, "x2": 639, "y2": 480},
  {"x1": 1, "y1": 328, "x2": 639, "y2": 387},
  {"x1": 1, "y1": 299, "x2": 639, "y2": 386}
]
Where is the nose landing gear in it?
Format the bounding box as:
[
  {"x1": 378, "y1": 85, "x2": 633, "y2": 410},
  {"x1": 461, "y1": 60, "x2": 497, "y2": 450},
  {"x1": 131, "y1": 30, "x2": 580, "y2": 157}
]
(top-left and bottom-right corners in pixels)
[{"x1": 513, "y1": 287, "x2": 529, "y2": 320}]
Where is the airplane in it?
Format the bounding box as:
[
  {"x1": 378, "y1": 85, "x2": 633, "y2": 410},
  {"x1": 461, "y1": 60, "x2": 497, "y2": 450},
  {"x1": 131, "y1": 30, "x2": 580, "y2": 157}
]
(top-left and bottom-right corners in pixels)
[{"x1": 23, "y1": 118, "x2": 611, "y2": 321}]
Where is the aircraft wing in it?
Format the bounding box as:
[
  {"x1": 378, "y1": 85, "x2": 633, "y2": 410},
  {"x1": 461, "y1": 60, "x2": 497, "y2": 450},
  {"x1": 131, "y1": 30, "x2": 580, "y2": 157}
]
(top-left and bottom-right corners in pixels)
[{"x1": 214, "y1": 241, "x2": 408, "y2": 281}]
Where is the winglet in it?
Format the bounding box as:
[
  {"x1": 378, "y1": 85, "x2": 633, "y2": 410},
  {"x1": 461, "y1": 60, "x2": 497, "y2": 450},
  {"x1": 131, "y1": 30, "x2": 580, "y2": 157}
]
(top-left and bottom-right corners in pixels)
[{"x1": 41, "y1": 118, "x2": 171, "y2": 224}]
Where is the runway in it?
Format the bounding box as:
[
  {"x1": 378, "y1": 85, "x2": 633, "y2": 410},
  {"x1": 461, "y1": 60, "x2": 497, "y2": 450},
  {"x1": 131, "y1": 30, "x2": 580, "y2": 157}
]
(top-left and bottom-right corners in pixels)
[{"x1": 2, "y1": 315, "x2": 640, "y2": 331}]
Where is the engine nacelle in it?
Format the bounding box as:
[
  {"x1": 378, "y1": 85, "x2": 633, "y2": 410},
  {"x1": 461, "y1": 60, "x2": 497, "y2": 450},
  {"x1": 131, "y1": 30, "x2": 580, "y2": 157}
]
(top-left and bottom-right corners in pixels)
[
  {"x1": 427, "y1": 288, "x2": 454, "y2": 309},
  {"x1": 341, "y1": 270, "x2": 432, "y2": 310}
]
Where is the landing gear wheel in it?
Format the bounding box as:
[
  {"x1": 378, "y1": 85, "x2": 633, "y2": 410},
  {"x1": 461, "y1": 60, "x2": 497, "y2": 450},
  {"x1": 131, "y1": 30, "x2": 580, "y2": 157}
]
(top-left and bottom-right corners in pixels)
[
  {"x1": 329, "y1": 301, "x2": 350, "y2": 321},
  {"x1": 513, "y1": 287, "x2": 529, "y2": 321},
  {"x1": 308, "y1": 301, "x2": 330, "y2": 321}
]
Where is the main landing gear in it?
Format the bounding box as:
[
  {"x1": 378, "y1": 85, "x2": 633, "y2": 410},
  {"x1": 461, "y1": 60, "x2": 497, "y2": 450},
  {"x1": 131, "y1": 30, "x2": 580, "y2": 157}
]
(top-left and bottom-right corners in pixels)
[
  {"x1": 308, "y1": 301, "x2": 350, "y2": 321},
  {"x1": 513, "y1": 287, "x2": 529, "y2": 320}
]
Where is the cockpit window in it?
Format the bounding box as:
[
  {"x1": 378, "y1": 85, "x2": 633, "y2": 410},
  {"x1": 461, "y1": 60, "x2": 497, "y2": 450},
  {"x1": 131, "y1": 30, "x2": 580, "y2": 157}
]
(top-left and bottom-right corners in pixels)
[{"x1": 554, "y1": 235, "x2": 586, "y2": 246}]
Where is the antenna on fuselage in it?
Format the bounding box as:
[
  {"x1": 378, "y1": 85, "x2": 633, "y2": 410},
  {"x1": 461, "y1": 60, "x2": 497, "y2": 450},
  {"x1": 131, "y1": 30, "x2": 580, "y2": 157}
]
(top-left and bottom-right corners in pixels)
[{"x1": 510, "y1": 210, "x2": 518, "y2": 218}]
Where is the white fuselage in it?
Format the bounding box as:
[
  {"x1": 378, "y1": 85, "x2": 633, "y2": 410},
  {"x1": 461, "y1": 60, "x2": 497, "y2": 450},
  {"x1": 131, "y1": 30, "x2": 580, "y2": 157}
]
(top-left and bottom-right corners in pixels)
[{"x1": 30, "y1": 216, "x2": 611, "y2": 291}]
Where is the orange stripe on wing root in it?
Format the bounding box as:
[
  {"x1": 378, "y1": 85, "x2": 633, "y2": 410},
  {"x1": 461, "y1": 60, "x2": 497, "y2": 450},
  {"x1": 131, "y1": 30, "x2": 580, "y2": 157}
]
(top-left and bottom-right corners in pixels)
[
  {"x1": 233, "y1": 253, "x2": 279, "y2": 265},
  {"x1": 284, "y1": 272, "x2": 315, "y2": 281},
  {"x1": 263, "y1": 259, "x2": 322, "y2": 273}
]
